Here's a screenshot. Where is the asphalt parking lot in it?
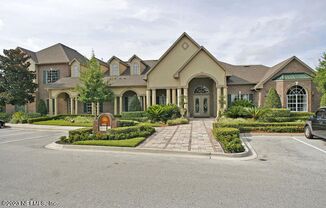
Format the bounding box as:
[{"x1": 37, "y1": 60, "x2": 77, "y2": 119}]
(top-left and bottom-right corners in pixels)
[{"x1": 0, "y1": 127, "x2": 325, "y2": 208}]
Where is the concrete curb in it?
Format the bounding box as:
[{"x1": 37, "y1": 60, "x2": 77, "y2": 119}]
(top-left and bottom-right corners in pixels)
[
  {"x1": 242, "y1": 132, "x2": 303, "y2": 137},
  {"x1": 45, "y1": 136, "x2": 257, "y2": 160}
]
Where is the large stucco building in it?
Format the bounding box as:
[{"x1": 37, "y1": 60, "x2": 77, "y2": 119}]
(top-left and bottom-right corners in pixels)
[{"x1": 5, "y1": 33, "x2": 320, "y2": 117}]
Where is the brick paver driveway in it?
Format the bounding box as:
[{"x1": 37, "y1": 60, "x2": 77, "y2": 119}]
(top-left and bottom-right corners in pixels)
[{"x1": 137, "y1": 119, "x2": 223, "y2": 153}]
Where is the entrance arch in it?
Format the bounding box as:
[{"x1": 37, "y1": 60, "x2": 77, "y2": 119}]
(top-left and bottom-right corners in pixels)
[
  {"x1": 56, "y1": 92, "x2": 71, "y2": 114},
  {"x1": 188, "y1": 76, "x2": 216, "y2": 117},
  {"x1": 122, "y1": 90, "x2": 137, "y2": 112}
]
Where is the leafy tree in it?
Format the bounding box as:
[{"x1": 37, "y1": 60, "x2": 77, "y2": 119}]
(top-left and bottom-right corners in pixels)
[
  {"x1": 313, "y1": 52, "x2": 326, "y2": 93},
  {"x1": 0, "y1": 48, "x2": 37, "y2": 106},
  {"x1": 128, "y1": 96, "x2": 141, "y2": 111},
  {"x1": 77, "y1": 54, "x2": 113, "y2": 117},
  {"x1": 313, "y1": 53, "x2": 326, "y2": 106},
  {"x1": 264, "y1": 88, "x2": 281, "y2": 108},
  {"x1": 37, "y1": 99, "x2": 48, "y2": 115},
  {"x1": 320, "y1": 93, "x2": 326, "y2": 107}
]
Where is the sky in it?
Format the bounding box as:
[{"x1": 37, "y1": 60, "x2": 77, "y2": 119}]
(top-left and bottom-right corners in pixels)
[{"x1": 0, "y1": 0, "x2": 325, "y2": 68}]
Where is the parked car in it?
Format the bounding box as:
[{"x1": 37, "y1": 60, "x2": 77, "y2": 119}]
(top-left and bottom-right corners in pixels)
[
  {"x1": 304, "y1": 107, "x2": 326, "y2": 139},
  {"x1": 0, "y1": 120, "x2": 5, "y2": 128}
]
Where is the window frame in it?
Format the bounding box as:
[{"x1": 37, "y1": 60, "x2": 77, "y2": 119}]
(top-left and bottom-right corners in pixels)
[
  {"x1": 286, "y1": 85, "x2": 307, "y2": 112},
  {"x1": 110, "y1": 63, "x2": 119, "y2": 76}
]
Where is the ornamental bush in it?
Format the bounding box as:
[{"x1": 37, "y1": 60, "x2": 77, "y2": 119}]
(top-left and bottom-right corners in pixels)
[
  {"x1": 117, "y1": 119, "x2": 139, "y2": 127},
  {"x1": 231, "y1": 99, "x2": 254, "y2": 107},
  {"x1": 128, "y1": 96, "x2": 142, "y2": 111},
  {"x1": 0, "y1": 112, "x2": 12, "y2": 122},
  {"x1": 224, "y1": 106, "x2": 250, "y2": 118},
  {"x1": 212, "y1": 127, "x2": 244, "y2": 153},
  {"x1": 320, "y1": 93, "x2": 326, "y2": 107},
  {"x1": 264, "y1": 88, "x2": 281, "y2": 108},
  {"x1": 166, "y1": 118, "x2": 189, "y2": 126},
  {"x1": 36, "y1": 99, "x2": 48, "y2": 115},
  {"x1": 147, "y1": 104, "x2": 180, "y2": 122}
]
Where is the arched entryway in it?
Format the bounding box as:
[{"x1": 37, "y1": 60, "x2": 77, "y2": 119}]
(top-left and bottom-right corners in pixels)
[
  {"x1": 122, "y1": 90, "x2": 137, "y2": 112},
  {"x1": 188, "y1": 77, "x2": 216, "y2": 117},
  {"x1": 287, "y1": 85, "x2": 307, "y2": 112},
  {"x1": 56, "y1": 92, "x2": 71, "y2": 114}
]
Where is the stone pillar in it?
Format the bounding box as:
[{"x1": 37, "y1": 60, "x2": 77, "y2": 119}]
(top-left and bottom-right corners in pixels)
[
  {"x1": 166, "y1": 89, "x2": 171, "y2": 105},
  {"x1": 48, "y1": 98, "x2": 53, "y2": 115},
  {"x1": 119, "y1": 96, "x2": 123, "y2": 114},
  {"x1": 142, "y1": 96, "x2": 146, "y2": 110},
  {"x1": 91, "y1": 103, "x2": 96, "y2": 115},
  {"x1": 75, "y1": 98, "x2": 78, "y2": 114},
  {"x1": 152, "y1": 89, "x2": 156, "y2": 105},
  {"x1": 54, "y1": 98, "x2": 58, "y2": 115},
  {"x1": 217, "y1": 87, "x2": 222, "y2": 116},
  {"x1": 183, "y1": 88, "x2": 188, "y2": 116},
  {"x1": 70, "y1": 97, "x2": 74, "y2": 115},
  {"x1": 177, "y1": 88, "x2": 182, "y2": 107},
  {"x1": 223, "y1": 87, "x2": 228, "y2": 110},
  {"x1": 114, "y1": 96, "x2": 118, "y2": 115},
  {"x1": 146, "y1": 90, "x2": 151, "y2": 109},
  {"x1": 97, "y1": 102, "x2": 100, "y2": 115},
  {"x1": 172, "y1": 89, "x2": 177, "y2": 105}
]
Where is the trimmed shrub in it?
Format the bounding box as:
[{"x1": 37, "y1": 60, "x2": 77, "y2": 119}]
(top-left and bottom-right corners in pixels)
[
  {"x1": 37, "y1": 99, "x2": 48, "y2": 115},
  {"x1": 245, "y1": 107, "x2": 267, "y2": 120},
  {"x1": 10, "y1": 112, "x2": 28, "y2": 123},
  {"x1": 232, "y1": 99, "x2": 254, "y2": 107},
  {"x1": 147, "y1": 104, "x2": 180, "y2": 122},
  {"x1": 167, "y1": 118, "x2": 189, "y2": 126},
  {"x1": 0, "y1": 112, "x2": 12, "y2": 122},
  {"x1": 264, "y1": 88, "x2": 281, "y2": 108},
  {"x1": 224, "y1": 106, "x2": 251, "y2": 118},
  {"x1": 117, "y1": 119, "x2": 139, "y2": 127},
  {"x1": 68, "y1": 127, "x2": 93, "y2": 138},
  {"x1": 128, "y1": 96, "x2": 142, "y2": 111},
  {"x1": 212, "y1": 127, "x2": 244, "y2": 153},
  {"x1": 120, "y1": 111, "x2": 148, "y2": 122},
  {"x1": 260, "y1": 108, "x2": 291, "y2": 122}
]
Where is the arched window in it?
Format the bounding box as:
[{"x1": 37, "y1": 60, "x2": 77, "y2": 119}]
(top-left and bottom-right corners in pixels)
[
  {"x1": 287, "y1": 85, "x2": 307, "y2": 112},
  {"x1": 194, "y1": 85, "x2": 209, "y2": 94}
]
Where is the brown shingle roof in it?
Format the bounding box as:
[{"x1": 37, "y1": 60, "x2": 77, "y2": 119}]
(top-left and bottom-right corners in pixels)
[
  {"x1": 46, "y1": 77, "x2": 80, "y2": 89},
  {"x1": 219, "y1": 61, "x2": 270, "y2": 85},
  {"x1": 17, "y1": 47, "x2": 38, "y2": 62}
]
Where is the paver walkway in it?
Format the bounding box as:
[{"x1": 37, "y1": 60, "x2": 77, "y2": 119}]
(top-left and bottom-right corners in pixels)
[{"x1": 137, "y1": 119, "x2": 223, "y2": 153}]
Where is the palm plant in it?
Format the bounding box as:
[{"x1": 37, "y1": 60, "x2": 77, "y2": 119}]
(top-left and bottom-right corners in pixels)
[{"x1": 245, "y1": 107, "x2": 267, "y2": 120}]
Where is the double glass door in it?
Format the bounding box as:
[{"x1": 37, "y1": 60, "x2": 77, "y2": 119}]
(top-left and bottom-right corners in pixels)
[{"x1": 193, "y1": 95, "x2": 210, "y2": 117}]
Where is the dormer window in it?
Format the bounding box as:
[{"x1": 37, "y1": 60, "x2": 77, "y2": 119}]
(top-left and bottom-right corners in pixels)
[
  {"x1": 132, "y1": 63, "x2": 140, "y2": 75},
  {"x1": 72, "y1": 64, "x2": 80, "y2": 77},
  {"x1": 111, "y1": 63, "x2": 119, "y2": 76}
]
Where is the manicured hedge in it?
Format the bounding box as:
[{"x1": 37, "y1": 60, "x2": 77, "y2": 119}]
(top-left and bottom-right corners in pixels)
[
  {"x1": 117, "y1": 119, "x2": 139, "y2": 127},
  {"x1": 239, "y1": 126, "x2": 304, "y2": 133},
  {"x1": 166, "y1": 118, "x2": 189, "y2": 126},
  {"x1": 63, "y1": 125, "x2": 155, "y2": 144},
  {"x1": 121, "y1": 111, "x2": 147, "y2": 118},
  {"x1": 212, "y1": 127, "x2": 244, "y2": 153},
  {"x1": 0, "y1": 112, "x2": 12, "y2": 122},
  {"x1": 73, "y1": 137, "x2": 146, "y2": 147}
]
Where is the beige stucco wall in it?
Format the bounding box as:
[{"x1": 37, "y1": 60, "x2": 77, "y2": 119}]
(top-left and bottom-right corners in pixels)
[
  {"x1": 179, "y1": 50, "x2": 226, "y2": 87},
  {"x1": 147, "y1": 36, "x2": 200, "y2": 88}
]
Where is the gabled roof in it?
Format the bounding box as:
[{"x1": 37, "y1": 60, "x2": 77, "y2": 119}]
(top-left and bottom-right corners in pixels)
[
  {"x1": 173, "y1": 46, "x2": 227, "y2": 78},
  {"x1": 145, "y1": 32, "x2": 201, "y2": 79},
  {"x1": 128, "y1": 54, "x2": 142, "y2": 62},
  {"x1": 253, "y1": 56, "x2": 315, "y2": 89},
  {"x1": 35, "y1": 43, "x2": 87, "y2": 65},
  {"x1": 107, "y1": 56, "x2": 128, "y2": 66}
]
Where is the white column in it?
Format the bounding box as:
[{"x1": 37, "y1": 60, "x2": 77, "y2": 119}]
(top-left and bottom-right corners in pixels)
[
  {"x1": 119, "y1": 96, "x2": 123, "y2": 114},
  {"x1": 172, "y1": 89, "x2": 176, "y2": 105},
  {"x1": 217, "y1": 87, "x2": 222, "y2": 116},
  {"x1": 70, "y1": 98, "x2": 74, "y2": 115},
  {"x1": 54, "y1": 98, "x2": 58, "y2": 115},
  {"x1": 258, "y1": 91, "x2": 262, "y2": 107},
  {"x1": 146, "y1": 90, "x2": 151, "y2": 109},
  {"x1": 183, "y1": 88, "x2": 188, "y2": 116},
  {"x1": 152, "y1": 89, "x2": 156, "y2": 105},
  {"x1": 142, "y1": 96, "x2": 146, "y2": 110},
  {"x1": 48, "y1": 98, "x2": 53, "y2": 115},
  {"x1": 166, "y1": 89, "x2": 171, "y2": 105},
  {"x1": 114, "y1": 96, "x2": 118, "y2": 115},
  {"x1": 91, "y1": 103, "x2": 96, "y2": 115},
  {"x1": 97, "y1": 102, "x2": 100, "y2": 115},
  {"x1": 75, "y1": 98, "x2": 78, "y2": 114},
  {"x1": 177, "y1": 88, "x2": 182, "y2": 107},
  {"x1": 223, "y1": 87, "x2": 228, "y2": 110}
]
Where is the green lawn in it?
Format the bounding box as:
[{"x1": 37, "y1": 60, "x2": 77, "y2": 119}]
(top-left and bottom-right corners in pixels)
[
  {"x1": 33, "y1": 120, "x2": 92, "y2": 127},
  {"x1": 73, "y1": 137, "x2": 146, "y2": 147}
]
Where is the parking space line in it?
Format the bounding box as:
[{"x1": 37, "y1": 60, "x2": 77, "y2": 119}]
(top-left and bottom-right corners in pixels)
[{"x1": 292, "y1": 137, "x2": 326, "y2": 154}]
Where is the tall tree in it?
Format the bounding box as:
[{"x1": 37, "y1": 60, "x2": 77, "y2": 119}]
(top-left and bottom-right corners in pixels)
[
  {"x1": 128, "y1": 95, "x2": 141, "y2": 111},
  {"x1": 264, "y1": 88, "x2": 281, "y2": 108},
  {"x1": 0, "y1": 48, "x2": 37, "y2": 106},
  {"x1": 77, "y1": 54, "x2": 113, "y2": 117},
  {"x1": 313, "y1": 53, "x2": 326, "y2": 106}
]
